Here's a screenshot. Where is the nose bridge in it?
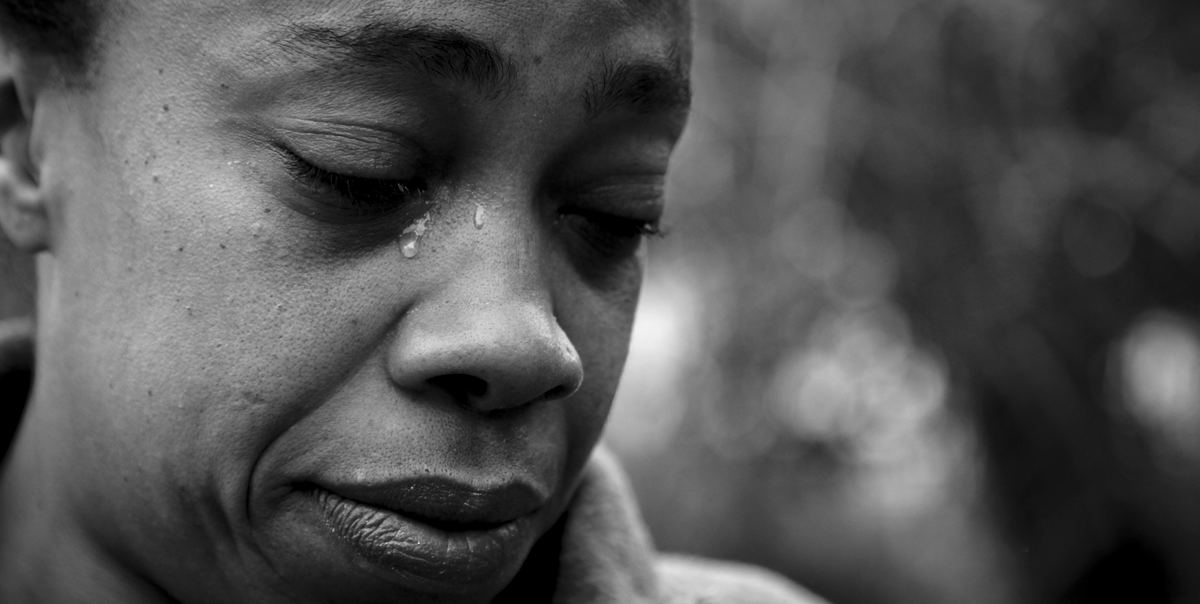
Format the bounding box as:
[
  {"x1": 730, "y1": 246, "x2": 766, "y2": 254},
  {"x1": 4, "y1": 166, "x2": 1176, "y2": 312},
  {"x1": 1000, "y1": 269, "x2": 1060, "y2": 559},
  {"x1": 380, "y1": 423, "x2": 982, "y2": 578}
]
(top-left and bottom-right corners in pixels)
[
  {"x1": 459, "y1": 208, "x2": 544, "y2": 303},
  {"x1": 386, "y1": 204, "x2": 584, "y2": 412},
  {"x1": 439, "y1": 197, "x2": 552, "y2": 325}
]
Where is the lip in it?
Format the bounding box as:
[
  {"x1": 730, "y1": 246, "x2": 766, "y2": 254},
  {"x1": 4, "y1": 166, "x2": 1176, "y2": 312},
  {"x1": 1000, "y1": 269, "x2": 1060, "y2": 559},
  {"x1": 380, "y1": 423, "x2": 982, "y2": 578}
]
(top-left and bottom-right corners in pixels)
[
  {"x1": 325, "y1": 477, "x2": 545, "y2": 529},
  {"x1": 309, "y1": 476, "x2": 547, "y2": 587}
]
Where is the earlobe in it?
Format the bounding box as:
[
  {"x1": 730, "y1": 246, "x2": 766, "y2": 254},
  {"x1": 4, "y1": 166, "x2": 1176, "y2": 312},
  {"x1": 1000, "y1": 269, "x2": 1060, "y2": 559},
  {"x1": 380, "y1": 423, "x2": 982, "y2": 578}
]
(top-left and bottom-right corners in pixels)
[{"x1": 0, "y1": 63, "x2": 50, "y2": 253}]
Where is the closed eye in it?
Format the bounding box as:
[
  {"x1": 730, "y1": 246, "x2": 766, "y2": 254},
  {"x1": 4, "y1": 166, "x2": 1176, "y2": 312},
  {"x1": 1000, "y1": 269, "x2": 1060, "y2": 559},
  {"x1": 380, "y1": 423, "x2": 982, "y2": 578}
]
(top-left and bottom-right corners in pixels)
[
  {"x1": 279, "y1": 146, "x2": 427, "y2": 217},
  {"x1": 559, "y1": 209, "x2": 665, "y2": 260}
]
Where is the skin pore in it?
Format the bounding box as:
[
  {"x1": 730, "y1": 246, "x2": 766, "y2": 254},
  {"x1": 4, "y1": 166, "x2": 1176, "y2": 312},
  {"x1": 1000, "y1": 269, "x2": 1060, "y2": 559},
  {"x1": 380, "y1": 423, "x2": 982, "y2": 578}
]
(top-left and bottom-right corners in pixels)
[{"x1": 0, "y1": 1, "x2": 690, "y2": 603}]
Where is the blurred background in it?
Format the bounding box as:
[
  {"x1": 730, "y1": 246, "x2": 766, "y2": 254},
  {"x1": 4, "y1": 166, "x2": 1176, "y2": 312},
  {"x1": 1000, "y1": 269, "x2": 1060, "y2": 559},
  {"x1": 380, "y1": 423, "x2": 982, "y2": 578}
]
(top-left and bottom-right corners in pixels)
[
  {"x1": 4, "y1": 0, "x2": 1200, "y2": 602},
  {"x1": 605, "y1": 0, "x2": 1200, "y2": 603}
]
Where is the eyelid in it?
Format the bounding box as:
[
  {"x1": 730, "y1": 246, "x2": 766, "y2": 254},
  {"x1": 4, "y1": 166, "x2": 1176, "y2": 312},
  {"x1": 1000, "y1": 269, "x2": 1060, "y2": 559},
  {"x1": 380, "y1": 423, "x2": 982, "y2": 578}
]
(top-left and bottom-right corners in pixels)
[
  {"x1": 273, "y1": 144, "x2": 428, "y2": 225},
  {"x1": 560, "y1": 177, "x2": 666, "y2": 219},
  {"x1": 271, "y1": 118, "x2": 427, "y2": 178}
]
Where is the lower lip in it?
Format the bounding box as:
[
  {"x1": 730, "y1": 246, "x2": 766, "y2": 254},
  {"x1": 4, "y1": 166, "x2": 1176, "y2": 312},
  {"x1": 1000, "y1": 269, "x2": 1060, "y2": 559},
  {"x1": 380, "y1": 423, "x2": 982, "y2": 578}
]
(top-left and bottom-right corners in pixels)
[{"x1": 313, "y1": 488, "x2": 531, "y2": 587}]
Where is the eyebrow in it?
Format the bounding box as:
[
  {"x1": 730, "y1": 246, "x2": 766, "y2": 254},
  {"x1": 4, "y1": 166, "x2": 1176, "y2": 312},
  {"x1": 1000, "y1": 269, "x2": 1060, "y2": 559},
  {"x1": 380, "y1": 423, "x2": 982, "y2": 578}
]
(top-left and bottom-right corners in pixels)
[
  {"x1": 270, "y1": 21, "x2": 691, "y2": 121},
  {"x1": 583, "y1": 53, "x2": 692, "y2": 122},
  {"x1": 274, "y1": 22, "x2": 519, "y2": 99}
]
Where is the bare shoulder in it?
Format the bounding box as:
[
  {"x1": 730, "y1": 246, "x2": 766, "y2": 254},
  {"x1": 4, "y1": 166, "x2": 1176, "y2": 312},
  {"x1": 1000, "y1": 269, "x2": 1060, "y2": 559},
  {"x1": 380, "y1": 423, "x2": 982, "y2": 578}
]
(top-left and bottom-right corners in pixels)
[{"x1": 655, "y1": 554, "x2": 831, "y2": 604}]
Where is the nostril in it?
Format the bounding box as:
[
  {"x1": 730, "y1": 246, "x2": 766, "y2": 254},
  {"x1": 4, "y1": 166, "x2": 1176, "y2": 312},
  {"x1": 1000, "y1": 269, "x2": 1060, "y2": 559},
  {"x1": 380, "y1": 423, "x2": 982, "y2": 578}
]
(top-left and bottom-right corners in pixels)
[
  {"x1": 423, "y1": 374, "x2": 576, "y2": 410},
  {"x1": 542, "y1": 384, "x2": 573, "y2": 401},
  {"x1": 427, "y1": 374, "x2": 489, "y2": 403}
]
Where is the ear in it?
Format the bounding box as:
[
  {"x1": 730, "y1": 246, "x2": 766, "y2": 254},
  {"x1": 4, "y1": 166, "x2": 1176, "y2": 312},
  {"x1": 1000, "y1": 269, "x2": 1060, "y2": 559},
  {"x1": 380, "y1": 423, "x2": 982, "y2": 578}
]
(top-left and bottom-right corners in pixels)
[{"x1": 0, "y1": 50, "x2": 50, "y2": 253}]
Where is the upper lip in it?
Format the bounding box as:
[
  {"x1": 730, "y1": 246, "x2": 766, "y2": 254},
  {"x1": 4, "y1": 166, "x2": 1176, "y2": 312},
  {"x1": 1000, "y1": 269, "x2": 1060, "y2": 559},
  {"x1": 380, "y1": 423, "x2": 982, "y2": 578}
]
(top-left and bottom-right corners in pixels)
[{"x1": 316, "y1": 476, "x2": 547, "y2": 530}]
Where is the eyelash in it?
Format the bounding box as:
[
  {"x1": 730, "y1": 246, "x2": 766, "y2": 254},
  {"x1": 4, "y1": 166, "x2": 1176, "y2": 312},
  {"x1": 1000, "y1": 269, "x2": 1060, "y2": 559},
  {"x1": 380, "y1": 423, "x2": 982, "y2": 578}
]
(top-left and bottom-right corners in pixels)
[
  {"x1": 583, "y1": 212, "x2": 664, "y2": 238},
  {"x1": 279, "y1": 146, "x2": 662, "y2": 257},
  {"x1": 282, "y1": 148, "x2": 426, "y2": 211},
  {"x1": 560, "y1": 209, "x2": 665, "y2": 260}
]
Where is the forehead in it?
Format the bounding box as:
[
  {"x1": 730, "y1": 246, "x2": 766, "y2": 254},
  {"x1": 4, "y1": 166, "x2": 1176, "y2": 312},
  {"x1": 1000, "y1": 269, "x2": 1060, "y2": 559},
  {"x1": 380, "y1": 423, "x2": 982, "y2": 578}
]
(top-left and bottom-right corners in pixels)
[
  {"x1": 92, "y1": 0, "x2": 692, "y2": 127},
  {"x1": 102, "y1": 0, "x2": 691, "y2": 61}
]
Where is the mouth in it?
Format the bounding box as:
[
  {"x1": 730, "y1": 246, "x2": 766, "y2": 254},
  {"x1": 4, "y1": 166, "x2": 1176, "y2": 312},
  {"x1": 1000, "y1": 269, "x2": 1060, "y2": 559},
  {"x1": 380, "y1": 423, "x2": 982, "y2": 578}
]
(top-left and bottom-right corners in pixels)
[{"x1": 305, "y1": 477, "x2": 546, "y2": 588}]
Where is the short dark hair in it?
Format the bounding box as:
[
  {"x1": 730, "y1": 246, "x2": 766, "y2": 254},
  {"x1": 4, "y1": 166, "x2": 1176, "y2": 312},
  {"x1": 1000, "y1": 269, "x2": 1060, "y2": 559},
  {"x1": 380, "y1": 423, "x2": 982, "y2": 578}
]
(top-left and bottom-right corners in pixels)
[{"x1": 0, "y1": 0, "x2": 97, "y2": 71}]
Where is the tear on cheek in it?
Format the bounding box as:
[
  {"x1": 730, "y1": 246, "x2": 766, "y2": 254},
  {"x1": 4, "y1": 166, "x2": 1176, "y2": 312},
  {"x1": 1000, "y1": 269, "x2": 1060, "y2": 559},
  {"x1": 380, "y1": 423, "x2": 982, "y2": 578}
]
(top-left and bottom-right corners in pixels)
[{"x1": 398, "y1": 211, "x2": 432, "y2": 259}]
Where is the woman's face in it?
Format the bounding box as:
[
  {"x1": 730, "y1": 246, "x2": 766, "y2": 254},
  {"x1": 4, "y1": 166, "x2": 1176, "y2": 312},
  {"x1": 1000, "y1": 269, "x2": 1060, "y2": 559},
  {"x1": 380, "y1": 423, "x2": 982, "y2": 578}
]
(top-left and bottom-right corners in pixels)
[{"x1": 27, "y1": 0, "x2": 689, "y2": 601}]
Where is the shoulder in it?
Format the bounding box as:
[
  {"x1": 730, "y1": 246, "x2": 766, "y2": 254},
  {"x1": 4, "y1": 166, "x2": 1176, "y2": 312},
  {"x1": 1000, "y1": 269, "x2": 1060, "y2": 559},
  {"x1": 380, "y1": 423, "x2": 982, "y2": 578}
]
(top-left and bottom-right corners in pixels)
[{"x1": 654, "y1": 554, "x2": 830, "y2": 604}]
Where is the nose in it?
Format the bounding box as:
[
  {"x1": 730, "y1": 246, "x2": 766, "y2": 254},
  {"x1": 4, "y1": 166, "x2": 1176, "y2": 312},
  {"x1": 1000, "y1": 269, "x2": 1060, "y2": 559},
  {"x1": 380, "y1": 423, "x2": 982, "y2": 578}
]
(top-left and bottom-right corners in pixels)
[{"x1": 385, "y1": 263, "x2": 585, "y2": 415}]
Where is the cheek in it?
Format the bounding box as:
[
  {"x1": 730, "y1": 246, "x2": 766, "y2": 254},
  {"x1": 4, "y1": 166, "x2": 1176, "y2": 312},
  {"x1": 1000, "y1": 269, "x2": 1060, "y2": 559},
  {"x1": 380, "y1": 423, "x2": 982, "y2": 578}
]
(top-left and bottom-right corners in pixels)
[
  {"x1": 125, "y1": 244, "x2": 396, "y2": 453},
  {"x1": 558, "y1": 266, "x2": 642, "y2": 445},
  {"x1": 44, "y1": 126, "x2": 403, "y2": 475}
]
